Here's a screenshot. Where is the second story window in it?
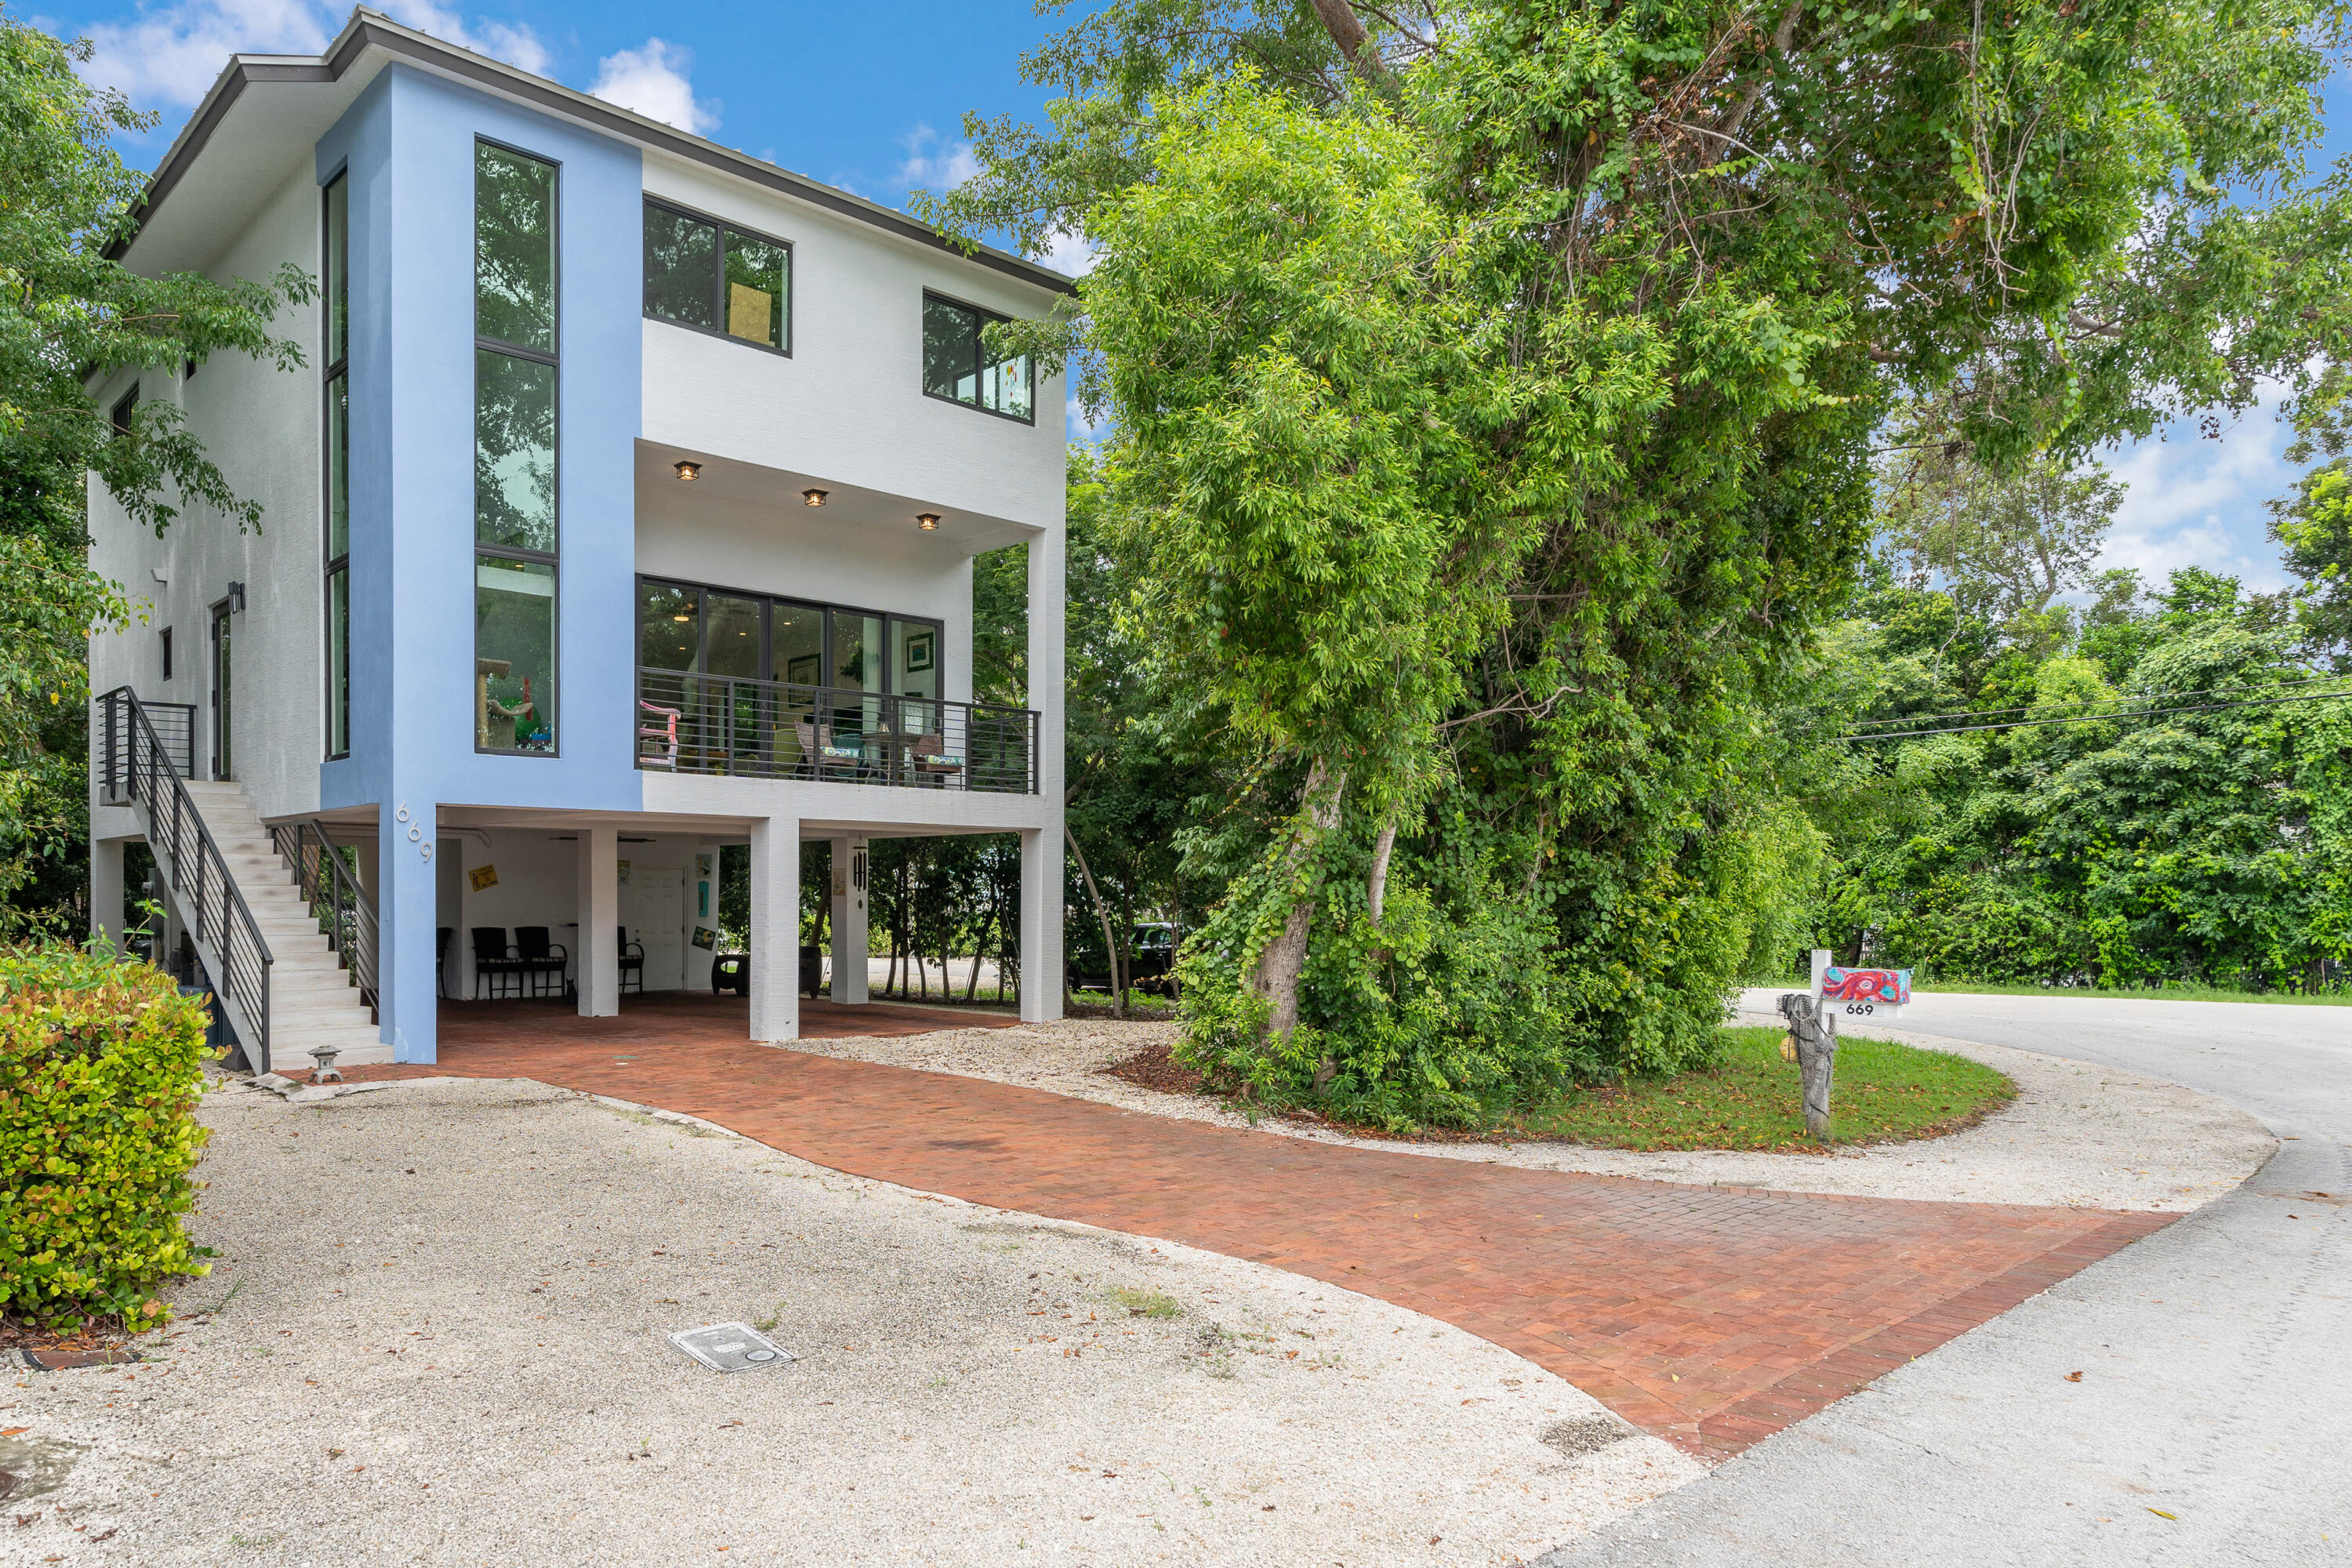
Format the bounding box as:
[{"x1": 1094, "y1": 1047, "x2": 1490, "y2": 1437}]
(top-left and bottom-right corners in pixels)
[
  {"x1": 474, "y1": 140, "x2": 560, "y2": 756},
  {"x1": 922, "y1": 292, "x2": 1031, "y2": 422},
  {"x1": 642, "y1": 199, "x2": 790, "y2": 353}
]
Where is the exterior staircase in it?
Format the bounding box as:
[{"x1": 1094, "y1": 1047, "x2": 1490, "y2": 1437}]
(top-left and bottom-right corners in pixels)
[{"x1": 179, "y1": 781, "x2": 389, "y2": 1070}]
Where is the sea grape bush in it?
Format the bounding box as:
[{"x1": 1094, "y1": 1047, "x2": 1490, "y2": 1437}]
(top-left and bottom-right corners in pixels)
[{"x1": 0, "y1": 940, "x2": 214, "y2": 1328}]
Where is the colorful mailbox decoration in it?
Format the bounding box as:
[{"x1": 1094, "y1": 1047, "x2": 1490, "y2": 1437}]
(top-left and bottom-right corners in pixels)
[{"x1": 1817, "y1": 964, "x2": 1911, "y2": 1018}]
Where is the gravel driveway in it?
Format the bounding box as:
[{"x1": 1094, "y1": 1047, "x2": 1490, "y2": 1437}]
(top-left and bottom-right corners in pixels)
[{"x1": 1, "y1": 1076, "x2": 1699, "y2": 1567}]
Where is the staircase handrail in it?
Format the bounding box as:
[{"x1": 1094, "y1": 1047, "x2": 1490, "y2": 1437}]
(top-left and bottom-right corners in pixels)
[
  {"x1": 269, "y1": 818, "x2": 379, "y2": 1014},
  {"x1": 96, "y1": 685, "x2": 273, "y2": 1073}
]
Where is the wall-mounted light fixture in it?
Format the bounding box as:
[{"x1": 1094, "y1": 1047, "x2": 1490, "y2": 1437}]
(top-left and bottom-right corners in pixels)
[
  {"x1": 227, "y1": 580, "x2": 247, "y2": 613},
  {"x1": 802, "y1": 488, "x2": 828, "y2": 507},
  {"x1": 916, "y1": 513, "x2": 941, "y2": 532},
  {"x1": 673, "y1": 460, "x2": 702, "y2": 482}
]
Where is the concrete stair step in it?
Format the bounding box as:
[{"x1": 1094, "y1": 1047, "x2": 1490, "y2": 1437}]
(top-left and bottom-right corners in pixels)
[
  {"x1": 275, "y1": 973, "x2": 363, "y2": 997},
  {"x1": 277, "y1": 1027, "x2": 382, "y2": 1048},
  {"x1": 275, "y1": 1011, "x2": 376, "y2": 1033}
]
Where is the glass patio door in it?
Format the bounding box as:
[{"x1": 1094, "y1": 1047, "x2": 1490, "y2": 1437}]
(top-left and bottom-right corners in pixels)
[{"x1": 705, "y1": 592, "x2": 765, "y2": 772}]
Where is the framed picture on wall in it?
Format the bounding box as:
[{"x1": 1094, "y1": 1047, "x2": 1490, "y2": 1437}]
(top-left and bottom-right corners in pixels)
[
  {"x1": 787, "y1": 654, "x2": 821, "y2": 686},
  {"x1": 906, "y1": 630, "x2": 935, "y2": 673}
]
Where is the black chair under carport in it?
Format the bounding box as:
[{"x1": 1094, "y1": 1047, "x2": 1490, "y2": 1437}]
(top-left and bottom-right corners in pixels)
[{"x1": 470, "y1": 927, "x2": 528, "y2": 999}]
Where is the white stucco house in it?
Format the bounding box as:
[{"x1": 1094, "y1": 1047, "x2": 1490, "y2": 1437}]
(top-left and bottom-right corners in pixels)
[{"x1": 85, "y1": 9, "x2": 1068, "y2": 1072}]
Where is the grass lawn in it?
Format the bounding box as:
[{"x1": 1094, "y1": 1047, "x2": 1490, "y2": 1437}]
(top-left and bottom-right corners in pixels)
[{"x1": 1508, "y1": 1025, "x2": 2016, "y2": 1153}]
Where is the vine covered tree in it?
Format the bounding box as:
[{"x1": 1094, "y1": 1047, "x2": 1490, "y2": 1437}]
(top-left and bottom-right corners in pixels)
[{"x1": 916, "y1": 0, "x2": 2352, "y2": 1124}]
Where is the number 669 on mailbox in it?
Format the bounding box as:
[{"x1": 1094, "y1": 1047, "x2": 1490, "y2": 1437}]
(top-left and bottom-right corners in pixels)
[{"x1": 1809, "y1": 949, "x2": 1911, "y2": 1020}]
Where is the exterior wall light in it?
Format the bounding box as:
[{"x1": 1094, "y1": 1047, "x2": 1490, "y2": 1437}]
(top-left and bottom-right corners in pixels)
[
  {"x1": 802, "y1": 488, "x2": 828, "y2": 507},
  {"x1": 226, "y1": 580, "x2": 247, "y2": 613},
  {"x1": 916, "y1": 513, "x2": 941, "y2": 531},
  {"x1": 673, "y1": 460, "x2": 702, "y2": 481}
]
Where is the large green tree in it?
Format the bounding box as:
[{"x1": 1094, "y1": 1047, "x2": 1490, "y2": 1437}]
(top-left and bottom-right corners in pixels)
[
  {"x1": 0, "y1": 13, "x2": 312, "y2": 934},
  {"x1": 930, "y1": 2, "x2": 2352, "y2": 1122}
]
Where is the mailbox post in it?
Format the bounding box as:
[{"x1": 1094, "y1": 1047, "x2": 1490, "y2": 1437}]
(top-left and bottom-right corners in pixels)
[{"x1": 1776, "y1": 989, "x2": 1838, "y2": 1140}]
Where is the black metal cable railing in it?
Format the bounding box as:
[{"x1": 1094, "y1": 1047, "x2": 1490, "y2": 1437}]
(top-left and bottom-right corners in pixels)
[
  {"x1": 97, "y1": 689, "x2": 195, "y2": 793},
  {"x1": 270, "y1": 818, "x2": 379, "y2": 1017},
  {"x1": 96, "y1": 686, "x2": 272, "y2": 1074},
  {"x1": 635, "y1": 668, "x2": 1038, "y2": 794}
]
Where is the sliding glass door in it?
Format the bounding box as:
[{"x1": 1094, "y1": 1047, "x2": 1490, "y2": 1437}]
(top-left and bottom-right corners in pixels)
[{"x1": 637, "y1": 575, "x2": 950, "y2": 774}]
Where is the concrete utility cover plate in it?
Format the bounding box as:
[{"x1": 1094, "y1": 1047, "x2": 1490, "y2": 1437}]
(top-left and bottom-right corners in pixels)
[{"x1": 669, "y1": 1322, "x2": 795, "y2": 1373}]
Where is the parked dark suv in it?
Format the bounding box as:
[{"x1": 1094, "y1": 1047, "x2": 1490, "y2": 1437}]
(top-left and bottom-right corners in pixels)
[{"x1": 1069, "y1": 921, "x2": 1181, "y2": 998}]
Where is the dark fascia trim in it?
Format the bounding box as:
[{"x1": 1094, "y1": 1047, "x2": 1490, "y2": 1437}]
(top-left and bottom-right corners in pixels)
[{"x1": 112, "y1": 15, "x2": 1079, "y2": 297}]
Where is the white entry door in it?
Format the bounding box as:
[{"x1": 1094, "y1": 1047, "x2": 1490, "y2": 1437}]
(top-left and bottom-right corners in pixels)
[{"x1": 621, "y1": 869, "x2": 685, "y2": 992}]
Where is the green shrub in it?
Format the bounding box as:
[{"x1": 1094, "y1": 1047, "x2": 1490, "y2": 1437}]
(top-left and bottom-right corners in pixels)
[{"x1": 0, "y1": 940, "x2": 215, "y2": 1329}]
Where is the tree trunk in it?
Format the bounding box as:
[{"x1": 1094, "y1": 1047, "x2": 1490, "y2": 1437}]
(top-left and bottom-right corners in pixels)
[
  {"x1": 1066, "y1": 826, "x2": 1125, "y2": 1018},
  {"x1": 1308, "y1": 0, "x2": 1388, "y2": 85},
  {"x1": 1367, "y1": 821, "x2": 1396, "y2": 925},
  {"x1": 1253, "y1": 760, "x2": 1345, "y2": 1046},
  {"x1": 963, "y1": 892, "x2": 992, "y2": 1004}
]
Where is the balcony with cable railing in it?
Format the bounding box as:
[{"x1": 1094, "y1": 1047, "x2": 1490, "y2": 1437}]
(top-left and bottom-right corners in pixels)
[{"x1": 634, "y1": 669, "x2": 1037, "y2": 793}]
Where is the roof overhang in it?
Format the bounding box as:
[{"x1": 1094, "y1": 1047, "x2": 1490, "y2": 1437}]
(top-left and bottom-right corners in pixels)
[{"x1": 114, "y1": 7, "x2": 1079, "y2": 299}]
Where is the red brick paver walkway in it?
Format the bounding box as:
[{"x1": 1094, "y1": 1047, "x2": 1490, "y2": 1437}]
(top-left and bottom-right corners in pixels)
[
  {"x1": 321, "y1": 1010, "x2": 2172, "y2": 1460},
  {"x1": 435, "y1": 993, "x2": 1011, "y2": 1046}
]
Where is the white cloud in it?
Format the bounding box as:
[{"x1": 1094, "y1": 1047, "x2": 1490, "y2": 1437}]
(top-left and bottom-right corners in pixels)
[
  {"x1": 2096, "y1": 387, "x2": 2296, "y2": 593},
  {"x1": 82, "y1": 0, "x2": 329, "y2": 107},
  {"x1": 895, "y1": 123, "x2": 979, "y2": 194},
  {"x1": 80, "y1": 0, "x2": 549, "y2": 108},
  {"x1": 588, "y1": 38, "x2": 718, "y2": 136},
  {"x1": 379, "y1": 2, "x2": 551, "y2": 75},
  {"x1": 1066, "y1": 391, "x2": 1112, "y2": 444},
  {"x1": 1036, "y1": 228, "x2": 1095, "y2": 278}
]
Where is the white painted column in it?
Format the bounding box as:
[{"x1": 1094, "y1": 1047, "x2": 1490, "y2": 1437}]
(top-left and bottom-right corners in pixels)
[
  {"x1": 1018, "y1": 827, "x2": 1063, "y2": 1023},
  {"x1": 1025, "y1": 520, "x2": 1066, "y2": 1023},
  {"x1": 577, "y1": 824, "x2": 620, "y2": 1017},
  {"x1": 90, "y1": 837, "x2": 125, "y2": 948},
  {"x1": 829, "y1": 835, "x2": 869, "y2": 1004},
  {"x1": 750, "y1": 815, "x2": 801, "y2": 1041}
]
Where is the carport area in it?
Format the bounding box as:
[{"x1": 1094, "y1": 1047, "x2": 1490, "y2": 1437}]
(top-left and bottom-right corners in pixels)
[{"x1": 434, "y1": 991, "x2": 1014, "y2": 1065}]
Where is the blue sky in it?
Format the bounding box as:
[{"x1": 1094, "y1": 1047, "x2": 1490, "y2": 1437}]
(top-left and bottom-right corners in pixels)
[{"x1": 37, "y1": 0, "x2": 2336, "y2": 588}]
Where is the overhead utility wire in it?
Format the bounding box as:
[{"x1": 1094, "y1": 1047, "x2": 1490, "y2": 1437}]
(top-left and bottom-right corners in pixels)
[
  {"x1": 1835, "y1": 684, "x2": 2352, "y2": 742},
  {"x1": 1841, "y1": 670, "x2": 2350, "y2": 731}
]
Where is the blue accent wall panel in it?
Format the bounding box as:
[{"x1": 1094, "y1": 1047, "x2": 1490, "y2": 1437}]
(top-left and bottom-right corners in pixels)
[{"x1": 317, "y1": 65, "x2": 644, "y2": 1062}]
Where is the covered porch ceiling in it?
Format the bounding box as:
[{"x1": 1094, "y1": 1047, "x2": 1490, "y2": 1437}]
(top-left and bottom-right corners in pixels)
[{"x1": 635, "y1": 440, "x2": 1036, "y2": 554}]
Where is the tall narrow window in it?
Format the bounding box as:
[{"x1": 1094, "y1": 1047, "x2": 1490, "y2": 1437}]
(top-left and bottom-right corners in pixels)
[
  {"x1": 473, "y1": 141, "x2": 559, "y2": 754},
  {"x1": 322, "y1": 172, "x2": 351, "y2": 758}
]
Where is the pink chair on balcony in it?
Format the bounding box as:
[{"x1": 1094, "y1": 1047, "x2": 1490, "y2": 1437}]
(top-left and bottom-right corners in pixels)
[{"x1": 638, "y1": 699, "x2": 681, "y2": 769}]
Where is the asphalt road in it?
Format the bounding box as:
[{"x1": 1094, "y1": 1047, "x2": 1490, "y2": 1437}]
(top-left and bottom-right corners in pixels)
[{"x1": 1543, "y1": 990, "x2": 2352, "y2": 1568}]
